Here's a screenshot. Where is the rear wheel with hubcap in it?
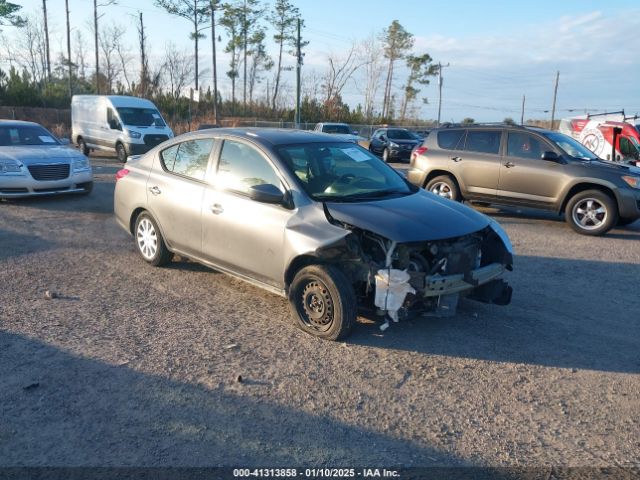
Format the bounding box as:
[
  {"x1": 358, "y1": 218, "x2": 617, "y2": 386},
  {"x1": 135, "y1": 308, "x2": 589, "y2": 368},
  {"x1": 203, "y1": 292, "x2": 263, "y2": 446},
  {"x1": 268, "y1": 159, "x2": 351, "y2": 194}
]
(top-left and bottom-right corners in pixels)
[
  {"x1": 134, "y1": 212, "x2": 174, "y2": 266},
  {"x1": 289, "y1": 264, "x2": 356, "y2": 341},
  {"x1": 78, "y1": 138, "x2": 90, "y2": 156},
  {"x1": 565, "y1": 190, "x2": 617, "y2": 236},
  {"x1": 116, "y1": 142, "x2": 127, "y2": 163},
  {"x1": 426, "y1": 175, "x2": 460, "y2": 201}
]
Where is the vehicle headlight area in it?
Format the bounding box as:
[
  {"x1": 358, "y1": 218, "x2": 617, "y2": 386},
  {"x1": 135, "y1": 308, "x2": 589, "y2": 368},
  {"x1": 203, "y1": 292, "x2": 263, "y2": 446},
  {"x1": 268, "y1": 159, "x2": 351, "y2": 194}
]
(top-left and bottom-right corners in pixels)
[
  {"x1": 0, "y1": 160, "x2": 25, "y2": 175},
  {"x1": 73, "y1": 158, "x2": 91, "y2": 172}
]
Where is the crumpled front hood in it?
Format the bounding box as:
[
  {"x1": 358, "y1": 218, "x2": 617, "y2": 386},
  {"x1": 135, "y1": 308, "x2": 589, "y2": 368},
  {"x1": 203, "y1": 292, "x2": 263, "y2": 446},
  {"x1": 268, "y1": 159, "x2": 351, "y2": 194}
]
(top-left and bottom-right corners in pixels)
[
  {"x1": 325, "y1": 190, "x2": 490, "y2": 242},
  {"x1": 0, "y1": 146, "x2": 84, "y2": 164}
]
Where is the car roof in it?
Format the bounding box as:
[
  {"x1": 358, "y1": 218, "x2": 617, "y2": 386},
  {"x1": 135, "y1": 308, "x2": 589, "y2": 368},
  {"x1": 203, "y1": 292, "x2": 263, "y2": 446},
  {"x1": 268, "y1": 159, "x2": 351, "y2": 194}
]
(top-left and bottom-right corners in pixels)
[
  {"x1": 178, "y1": 128, "x2": 354, "y2": 147},
  {"x1": 435, "y1": 123, "x2": 554, "y2": 135},
  {"x1": 0, "y1": 119, "x2": 41, "y2": 127}
]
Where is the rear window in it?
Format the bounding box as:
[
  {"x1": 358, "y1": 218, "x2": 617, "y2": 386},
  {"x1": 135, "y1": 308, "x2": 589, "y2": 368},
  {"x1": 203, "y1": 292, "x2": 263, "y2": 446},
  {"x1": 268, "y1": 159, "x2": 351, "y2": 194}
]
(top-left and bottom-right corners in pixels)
[
  {"x1": 464, "y1": 130, "x2": 501, "y2": 155},
  {"x1": 437, "y1": 130, "x2": 465, "y2": 150}
]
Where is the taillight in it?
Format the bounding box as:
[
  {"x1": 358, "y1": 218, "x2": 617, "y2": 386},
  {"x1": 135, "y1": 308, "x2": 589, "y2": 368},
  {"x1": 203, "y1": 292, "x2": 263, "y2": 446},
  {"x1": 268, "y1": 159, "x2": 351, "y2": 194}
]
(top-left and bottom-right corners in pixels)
[
  {"x1": 411, "y1": 146, "x2": 428, "y2": 163},
  {"x1": 115, "y1": 169, "x2": 130, "y2": 181}
]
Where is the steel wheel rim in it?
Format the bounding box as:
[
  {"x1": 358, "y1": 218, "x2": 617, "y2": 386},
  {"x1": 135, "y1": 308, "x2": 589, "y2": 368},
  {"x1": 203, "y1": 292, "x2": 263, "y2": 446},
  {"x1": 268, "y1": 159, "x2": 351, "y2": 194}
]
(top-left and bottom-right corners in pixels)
[
  {"x1": 430, "y1": 182, "x2": 453, "y2": 199},
  {"x1": 572, "y1": 198, "x2": 607, "y2": 230},
  {"x1": 299, "y1": 279, "x2": 334, "y2": 332},
  {"x1": 136, "y1": 218, "x2": 158, "y2": 260}
]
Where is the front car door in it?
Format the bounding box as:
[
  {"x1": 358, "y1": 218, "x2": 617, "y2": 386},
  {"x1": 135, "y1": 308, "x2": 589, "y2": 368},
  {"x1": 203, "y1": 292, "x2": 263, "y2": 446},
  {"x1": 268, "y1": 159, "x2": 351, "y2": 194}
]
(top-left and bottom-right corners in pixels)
[
  {"x1": 450, "y1": 129, "x2": 502, "y2": 199},
  {"x1": 496, "y1": 130, "x2": 567, "y2": 208},
  {"x1": 201, "y1": 138, "x2": 295, "y2": 289},
  {"x1": 146, "y1": 138, "x2": 214, "y2": 256}
]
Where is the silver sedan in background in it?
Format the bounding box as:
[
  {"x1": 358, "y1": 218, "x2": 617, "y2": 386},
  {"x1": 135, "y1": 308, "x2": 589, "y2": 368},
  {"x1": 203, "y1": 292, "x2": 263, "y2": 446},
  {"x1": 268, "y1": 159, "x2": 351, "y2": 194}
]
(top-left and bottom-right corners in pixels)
[{"x1": 0, "y1": 120, "x2": 93, "y2": 198}]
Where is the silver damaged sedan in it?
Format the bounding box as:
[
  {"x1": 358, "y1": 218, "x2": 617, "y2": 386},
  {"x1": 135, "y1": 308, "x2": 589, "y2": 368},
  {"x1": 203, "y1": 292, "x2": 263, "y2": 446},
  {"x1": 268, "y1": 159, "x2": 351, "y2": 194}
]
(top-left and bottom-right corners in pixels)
[
  {"x1": 0, "y1": 120, "x2": 93, "y2": 198},
  {"x1": 115, "y1": 128, "x2": 513, "y2": 340}
]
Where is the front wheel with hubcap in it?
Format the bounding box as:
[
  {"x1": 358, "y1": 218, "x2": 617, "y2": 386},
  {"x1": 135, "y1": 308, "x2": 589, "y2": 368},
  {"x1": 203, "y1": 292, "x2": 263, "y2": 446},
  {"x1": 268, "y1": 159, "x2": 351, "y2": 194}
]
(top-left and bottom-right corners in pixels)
[
  {"x1": 289, "y1": 264, "x2": 356, "y2": 341},
  {"x1": 116, "y1": 143, "x2": 127, "y2": 163},
  {"x1": 565, "y1": 190, "x2": 617, "y2": 236},
  {"x1": 426, "y1": 175, "x2": 460, "y2": 201},
  {"x1": 134, "y1": 212, "x2": 174, "y2": 266}
]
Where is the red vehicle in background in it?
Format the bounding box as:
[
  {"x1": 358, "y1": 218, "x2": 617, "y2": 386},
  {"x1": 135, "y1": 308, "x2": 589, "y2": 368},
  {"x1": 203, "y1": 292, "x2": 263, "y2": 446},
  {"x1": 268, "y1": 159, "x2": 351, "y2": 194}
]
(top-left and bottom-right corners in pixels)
[{"x1": 559, "y1": 111, "x2": 640, "y2": 166}]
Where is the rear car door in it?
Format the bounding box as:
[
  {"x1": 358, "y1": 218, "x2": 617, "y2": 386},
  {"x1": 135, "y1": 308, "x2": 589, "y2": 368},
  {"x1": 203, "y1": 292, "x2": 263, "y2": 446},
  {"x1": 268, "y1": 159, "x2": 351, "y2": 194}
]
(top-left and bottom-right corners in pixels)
[
  {"x1": 497, "y1": 131, "x2": 566, "y2": 207},
  {"x1": 201, "y1": 138, "x2": 295, "y2": 288},
  {"x1": 449, "y1": 129, "x2": 502, "y2": 199},
  {"x1": 146, "y1": 138, "x2": 214, "y2": 256}
]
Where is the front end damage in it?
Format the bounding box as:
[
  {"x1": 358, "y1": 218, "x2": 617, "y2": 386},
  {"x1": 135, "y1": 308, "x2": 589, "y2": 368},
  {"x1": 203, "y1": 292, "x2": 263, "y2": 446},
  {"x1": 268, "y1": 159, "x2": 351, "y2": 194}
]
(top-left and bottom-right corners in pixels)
[{"x1": 315, "y1": 212, "x2": 513, "y2": 329}]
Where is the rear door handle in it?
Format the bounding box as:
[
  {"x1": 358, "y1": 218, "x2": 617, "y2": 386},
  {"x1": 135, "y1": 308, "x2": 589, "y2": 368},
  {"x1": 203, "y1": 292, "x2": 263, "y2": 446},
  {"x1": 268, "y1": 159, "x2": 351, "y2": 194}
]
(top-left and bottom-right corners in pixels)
[
  {"x1": 210, "y1": 203, "x2": 224, "y2": 215},
  {"x1": 504, "y1": 161, "x2": 515, "y2": 168},
  {"x1": 148, "y1": 186, "x2": 161, "y2": 195},
  {"x1": 451, "y1": 156, "x2": 462, "y2": 162}
]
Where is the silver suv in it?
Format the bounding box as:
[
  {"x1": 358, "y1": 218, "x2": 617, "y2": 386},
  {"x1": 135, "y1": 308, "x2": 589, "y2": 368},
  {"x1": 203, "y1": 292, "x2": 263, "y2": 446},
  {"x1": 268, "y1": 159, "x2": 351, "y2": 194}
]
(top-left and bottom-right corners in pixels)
[
  {"x1": 407, "y1": 124, "x2": 640, "y2": 235},
  {"x1": 114, "y1": 129, "x2": 514, "y2": 340}
]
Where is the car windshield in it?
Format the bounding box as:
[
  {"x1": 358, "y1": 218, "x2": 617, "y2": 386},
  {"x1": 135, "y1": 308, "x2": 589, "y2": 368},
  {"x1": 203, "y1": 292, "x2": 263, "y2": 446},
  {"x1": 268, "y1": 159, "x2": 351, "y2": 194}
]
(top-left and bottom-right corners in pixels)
[
  {"x1": 116, "y1": 107, "x2": 166, "y2": 127},
  {"x1": 387, "y1": 129, "x2": 414, "y2": 140},
  {"x1": 277, "y1": 142, "x2": 413, "y2": 202},
  {"x1": 0, "y1": 125, "x2": 60, "y2": 146},
  {"x1": 322, "y1": 124, "x2": 351, "y2": 134},
  {"x1": 542, "y1": 131, "x2": 599, "y2": 160}
]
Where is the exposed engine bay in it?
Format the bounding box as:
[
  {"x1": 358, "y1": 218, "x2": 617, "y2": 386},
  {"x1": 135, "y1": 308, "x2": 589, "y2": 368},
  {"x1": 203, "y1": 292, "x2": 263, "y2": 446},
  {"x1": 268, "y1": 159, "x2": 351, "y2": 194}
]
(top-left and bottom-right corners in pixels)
[{"x1": 318, "y1": 213, "x2": 513, "y2": 330}]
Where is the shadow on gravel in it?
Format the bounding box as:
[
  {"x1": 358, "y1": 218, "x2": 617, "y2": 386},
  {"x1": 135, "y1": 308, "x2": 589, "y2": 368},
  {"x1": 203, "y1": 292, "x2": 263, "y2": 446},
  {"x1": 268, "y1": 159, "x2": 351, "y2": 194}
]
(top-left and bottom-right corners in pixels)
[
  {"x1": 0, "y1": 229, "x2": 55, "y2": 261},
  {"x1": 0, "y1": 331, "x2": 465, "y2": 467},
  {"x1": 2, "y1": 180, "x2": 114, "y2": 215},
  {"x1": 351, "y1": 255, "x2": 640, "y2": 374}
]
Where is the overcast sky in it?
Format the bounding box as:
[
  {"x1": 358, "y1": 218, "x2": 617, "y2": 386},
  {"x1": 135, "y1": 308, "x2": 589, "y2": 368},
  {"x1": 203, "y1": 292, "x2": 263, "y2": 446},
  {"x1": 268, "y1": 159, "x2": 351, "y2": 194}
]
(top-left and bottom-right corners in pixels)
[{"x1": 4, "y1": 0, "x2": 640, "y2": 122}]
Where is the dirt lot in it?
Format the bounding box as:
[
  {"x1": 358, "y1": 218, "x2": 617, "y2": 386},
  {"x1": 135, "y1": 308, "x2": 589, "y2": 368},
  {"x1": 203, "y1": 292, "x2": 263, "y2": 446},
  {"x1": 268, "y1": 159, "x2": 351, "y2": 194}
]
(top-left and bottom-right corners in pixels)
[{"x1": 0, "y1": 158, "x2": 639, "y2": 469}]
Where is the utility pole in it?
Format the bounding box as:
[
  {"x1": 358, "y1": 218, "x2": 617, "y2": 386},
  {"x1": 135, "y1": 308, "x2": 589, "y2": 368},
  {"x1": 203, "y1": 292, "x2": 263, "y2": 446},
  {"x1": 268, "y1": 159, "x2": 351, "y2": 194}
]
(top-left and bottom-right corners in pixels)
[
  {"x1": 521, "y1": 94, "x2": 526, "y2": 125},
  {"x1": 65, "y1": 0, "x2": 72, "y2": 97},
  {"x1": 210, "y1": 0, "x2": 219, "y2": 124},
  {"x1": 138, "y1": 12, "x2": 148, "y2": 96},
  {"x1": 436, "y1": 62, "x2": 450, "y2": 126},
  {"x1": 294, "y1": 18, "x2": 302, "y2": 127},
  {"x1": 42, "y1": 0, "x2": 51, "y2": 81},
  {"x1": 550, "y1": 71, "x2": 560, "y2": 129},
  {"x1": 93, "y1": 0, "x2": 100, "y2": 93}
]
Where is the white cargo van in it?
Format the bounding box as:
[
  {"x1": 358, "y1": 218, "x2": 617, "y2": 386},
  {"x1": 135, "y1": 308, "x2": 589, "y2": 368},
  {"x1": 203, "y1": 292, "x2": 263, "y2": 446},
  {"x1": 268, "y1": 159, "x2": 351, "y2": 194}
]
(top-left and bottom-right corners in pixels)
[{"x1": 71, "y1": 95, "x2": 174, "y2": 162}]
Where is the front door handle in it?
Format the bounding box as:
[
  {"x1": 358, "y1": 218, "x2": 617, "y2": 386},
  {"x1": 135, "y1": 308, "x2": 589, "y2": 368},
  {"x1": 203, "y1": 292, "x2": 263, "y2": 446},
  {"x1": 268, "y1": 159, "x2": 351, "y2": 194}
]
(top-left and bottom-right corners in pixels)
[
  {"x1": 451, "y1": 156, "x2": 462, "y2": 162},
  {"x1": 210, "y1": 203, "x2": 224, "y2": 215},
  {"x1": 148, "y1": 186, "x2": 161, "y2": 195},
  {"x1": 504, "y1": 161, "x2": 515, "y2": 168}
]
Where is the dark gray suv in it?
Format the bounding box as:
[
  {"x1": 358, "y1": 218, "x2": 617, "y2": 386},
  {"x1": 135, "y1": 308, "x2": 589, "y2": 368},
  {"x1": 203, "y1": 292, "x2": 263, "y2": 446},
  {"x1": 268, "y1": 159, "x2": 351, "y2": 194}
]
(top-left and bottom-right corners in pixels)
[{"x1": 407, "y1": 124, "x2": 640, "y2": 235}]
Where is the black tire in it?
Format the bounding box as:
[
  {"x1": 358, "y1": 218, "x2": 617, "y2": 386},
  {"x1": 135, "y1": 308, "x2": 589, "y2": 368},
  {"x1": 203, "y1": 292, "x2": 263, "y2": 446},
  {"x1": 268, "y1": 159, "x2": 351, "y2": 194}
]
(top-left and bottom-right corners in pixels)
[
  {"x1": 289, "y1": 264, "x2": 356, "y2": 341},
  {"x1": 134, "y1": 212, "x2": 174, "y2": 266},
  {"x1": 565, "y1": 189, "x2": 618, "y2": 236},
  {"x1": 78, "y1": 137, "x2": 90, "y2": 156},
  {"x1": 617, "y1": 217, "x2": 637, "y2": 227},
  {"x1": 382, "y1": 148, "x2": 390, "y2": 162},
  {"x1": 116, "y1": 142, "x2": 127, "y2": 163},
  {"x1": 426, "y1": 175, "x2": 460, "y2": 201}
]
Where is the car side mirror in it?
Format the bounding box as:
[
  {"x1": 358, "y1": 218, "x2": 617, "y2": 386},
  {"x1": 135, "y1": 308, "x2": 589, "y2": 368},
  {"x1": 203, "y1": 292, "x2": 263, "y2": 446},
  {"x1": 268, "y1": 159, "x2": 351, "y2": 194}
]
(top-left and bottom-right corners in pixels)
[
  {"x1": 380, "y1": 135, "x2": 387, "y2": 141},
  {"x1": 541, "y1": 151, "x2": 560, "y2": 162},
  {"x1": 249, "y1": 183, "x2": 284, "y2": 204},
  {"x1": 59, "y1": 138, "x2": 70, "y2": 145},
  {"x1": 352, "y1": 130, "x2": 359, "y2": 136},
  {"x1": 109, "y1": 119, "x2": 121, "y2": 130}
]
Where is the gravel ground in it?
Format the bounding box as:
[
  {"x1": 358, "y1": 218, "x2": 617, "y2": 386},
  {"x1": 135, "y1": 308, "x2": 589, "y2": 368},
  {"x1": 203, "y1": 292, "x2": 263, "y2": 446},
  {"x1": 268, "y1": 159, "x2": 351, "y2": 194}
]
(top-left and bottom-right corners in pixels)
[{"x1": 0, "y1": 159, "x2": 639, "y2": 468}]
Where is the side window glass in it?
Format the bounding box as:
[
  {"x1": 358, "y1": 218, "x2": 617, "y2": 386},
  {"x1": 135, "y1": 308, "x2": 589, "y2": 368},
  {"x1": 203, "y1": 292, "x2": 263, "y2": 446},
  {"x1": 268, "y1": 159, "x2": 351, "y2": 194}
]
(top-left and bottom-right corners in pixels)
[
  {"x1": 507, "y1": 132, "x2": 543, "y2": 160},
  {"x1": 216, "y1": 139, "x2": 283, "y2": 194},
  {"x1": 159, "y1": 139, "x2": 213, "y2": 181},
  {"x1": 465, "y1": 130, "x2": 501, "y2": 155},
  {"x1": 172, "y1": 139, "x2": 214, "y2": 181},
  {"x1": 160, "y1": 144, "x2": 180, "y2": 171},
  {"x1": 437, "y1": 129, "x2": 465, "y2": 150}
]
